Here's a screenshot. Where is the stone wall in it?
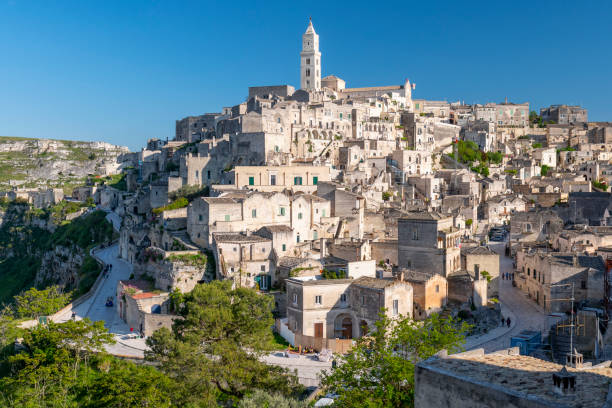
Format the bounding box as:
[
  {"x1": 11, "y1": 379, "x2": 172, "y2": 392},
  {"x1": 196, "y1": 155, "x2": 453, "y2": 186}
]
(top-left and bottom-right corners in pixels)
[{"x1": 415, "y1": 359, "x2": 559, "y2": 408}]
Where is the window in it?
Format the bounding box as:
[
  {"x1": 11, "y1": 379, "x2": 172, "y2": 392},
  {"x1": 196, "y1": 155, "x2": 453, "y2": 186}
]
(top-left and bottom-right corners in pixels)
[
  {"x1": 296, "y1": 234, "x2": 300, "y2": 243},
  {"x1": 298, "y1": 213, "x2": 303, "y2": 220},
  {"x1": 233, "y1": 247, "x2": 237, "y2": 252},
  {"x1": 195, "y1": 170, "x2": 198, "y2": 179},
  {"x1": 293, "y1": 320, "x2": 298, "y2": 330},
  {"x1": 322, "y1": 209, "x2": 326, "y2": 217},
  {"x1": 225, "y1": 215, "x2": 230, "y2": 222},
  {"x1": 306, "y1": 58, "x2": 310, "y2": 65},
  {"x1": 282, "y1": 244, "x2": 286, "y2": 251},
  {"x1": 207, "y1": 170, "x2": 210, "y2": 179},
  {"x1": 280, "y1": 207, "x2": 286, "y2": 216},
  {"x1": 527, "y1": 268, "x2": 530, "y2": 276},
  {"x1": 292, "y1": 293, "x2": 297, "y2": 304},
  {"x1": 252, "y1": 209, "x2": 257, "y2": 218},
  {"x1": 362, "y1": 296, "x2": 366, "y2": 305},
  {"x1": 413, "y1": 228, "x2": 419, "y2": 240},
  {"x1": 313, "y1": 231, "x2": 318, "y2": 240},
  {"x1": 435, "y1": 285, "x2": 440, "y2": 293},
  {"x1": 260, "y1": 265, "x2": 266, "y2": 272},
  {"x1": 340, "y1": 293, "x2": 347, "y2": 302},
  {"x1": 315, "y1": 295, "x2": 322, "y2": 305},
  {"x1": 270, "y1": 174, "x2": 276, "y2": 185},
  {"x1": 313, "y1": 176, "x2": 318, "y2": 185},
  {"x1": 198, "y1": 214, "x2": 203, "y2": 222},
  {"x1": 533, "y1": 269, "x2": 537, "y2": 279},
  {"x1": 306, "y1": 69, "x2": 310, "y2": 77},
  {"x1": 248, "y1": 176, "x2": 255, "y2": 186},
  {"x1": 393, "y1": 299, "x2": 399, "y2": 316},
  {"x1": 294, "y1": 176, "x2": 303, "y2": 185},
  {"x1": 581, "y1": 281, "x2": 586, "y2": 289}
]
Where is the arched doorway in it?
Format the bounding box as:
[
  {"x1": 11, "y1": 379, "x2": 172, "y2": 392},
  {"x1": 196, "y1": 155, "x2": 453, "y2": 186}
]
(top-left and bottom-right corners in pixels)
[
  {"x1": 334, "y1": 314, "x2": 353, "y2": 339},
  {"x1": 341, "y1": 317, "x2": 353, "y2": 339}
]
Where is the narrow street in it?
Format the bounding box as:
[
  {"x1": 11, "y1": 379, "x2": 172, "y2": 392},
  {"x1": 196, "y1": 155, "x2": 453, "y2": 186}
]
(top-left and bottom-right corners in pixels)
[
  {"x1": 54, "y1": 213, "x2": 147, "y2": 357},
  {"x1": 467, "y1": 240, "x2": 550, "y2": 352}
]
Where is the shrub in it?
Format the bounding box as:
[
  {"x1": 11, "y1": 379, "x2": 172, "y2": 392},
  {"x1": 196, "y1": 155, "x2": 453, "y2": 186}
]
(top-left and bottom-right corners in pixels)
[{"x1": 152, "y1": 197, "x2": 189, "y2": 215}]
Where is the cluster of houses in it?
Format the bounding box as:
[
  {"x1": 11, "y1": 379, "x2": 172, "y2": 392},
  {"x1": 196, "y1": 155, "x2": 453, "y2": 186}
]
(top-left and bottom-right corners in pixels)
[{"x1": 12, "y1": 22, "x2": 612, "y2": 363}]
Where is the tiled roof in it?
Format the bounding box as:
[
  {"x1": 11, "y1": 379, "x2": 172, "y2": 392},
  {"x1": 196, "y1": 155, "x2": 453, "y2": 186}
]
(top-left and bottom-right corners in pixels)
[
  {"x1": 462, "y1": 246, "x2": 498, "y2": 256},
  {"x1": 352, "y1": 276, "x2": 397, "y2": 289}
]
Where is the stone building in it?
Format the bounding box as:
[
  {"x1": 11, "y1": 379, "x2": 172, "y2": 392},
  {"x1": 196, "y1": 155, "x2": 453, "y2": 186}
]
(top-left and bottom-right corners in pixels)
[
  {"x1": 220, "y1": 164, "x2": 330, "y2": 193},
  {"x1": 187, "y1": 191, "x2": 331, "y2": 248},
  {"x1": 415, "y1": 347, "x2": 612, "y2": 408},
  {"x1": 461, "y1": 246, "x2": 500, "y2": 297},
  {"x1": 116, "y1": 280, "x2": 176, "y2": 337},
  {"x1": 398, "y1": 212, "x2": 463, "y2": 276},
  {"x1": 540, "y1": 104, "x2": 588, "y2": 125},
  {"x1": 286, "y1": 276, "x2": 412, "y2": 339},
  {"x1": 212, "y1": 232, "x2": 275, "y2": 289},
  {"x1": 401, "y1": 270, "x2": 448, "y2": 320},
  {"x1": 515, "y1": 251, "x2": 606, "y2": 312},
  {"x1": 300, "y1": 19, "x2": 321, "y2": 91}
]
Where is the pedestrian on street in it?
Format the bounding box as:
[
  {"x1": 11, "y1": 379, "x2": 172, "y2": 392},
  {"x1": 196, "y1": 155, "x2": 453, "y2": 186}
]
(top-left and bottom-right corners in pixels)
[
  {"x1": 506, "y1": 317, "x2": 511, "y2": 328},
  {"x1": 501, "y1": 316, "x2": 505, "y2": 326}
]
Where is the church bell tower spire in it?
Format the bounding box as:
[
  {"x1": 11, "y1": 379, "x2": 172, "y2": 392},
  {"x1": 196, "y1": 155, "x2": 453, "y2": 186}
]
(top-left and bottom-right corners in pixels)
[{"x1": 300, "y1": 18, "x2": 321, "y2": 91}]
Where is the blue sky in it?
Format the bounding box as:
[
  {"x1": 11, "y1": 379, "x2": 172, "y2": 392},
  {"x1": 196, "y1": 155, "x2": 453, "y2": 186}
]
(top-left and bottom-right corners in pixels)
[{"x1": 0, "y1": 0, "x2": 610, "y2": 151}]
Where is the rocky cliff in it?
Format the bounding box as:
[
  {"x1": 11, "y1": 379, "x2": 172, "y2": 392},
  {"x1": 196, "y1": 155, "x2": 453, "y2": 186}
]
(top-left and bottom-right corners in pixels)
[
  {"x1": 0, "y1": 203, "x2": 115, "y2": 303},
  {"x1": 0, "y1": 136, "x2": 131, "y2": 192}
]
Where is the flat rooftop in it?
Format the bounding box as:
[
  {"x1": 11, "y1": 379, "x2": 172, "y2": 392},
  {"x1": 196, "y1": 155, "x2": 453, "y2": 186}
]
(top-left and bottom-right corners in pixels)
[{"x1": 421, "y1": 349, "x2": 612, "y2": 408}]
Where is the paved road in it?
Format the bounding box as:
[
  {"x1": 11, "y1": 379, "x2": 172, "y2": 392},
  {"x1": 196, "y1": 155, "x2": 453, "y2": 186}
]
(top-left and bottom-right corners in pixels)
[
  {"x1": 55, "y1": 213, "x2": 146, "y2": 357},
  {"x1": 471, "y1": 241, "x2": 550, "y2": 352}
]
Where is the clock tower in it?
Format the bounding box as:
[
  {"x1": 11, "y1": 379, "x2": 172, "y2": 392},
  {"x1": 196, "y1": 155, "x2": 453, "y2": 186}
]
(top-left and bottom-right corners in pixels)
[{"x1": 300, "y1": 18, "x2": 321, "y2": 91}]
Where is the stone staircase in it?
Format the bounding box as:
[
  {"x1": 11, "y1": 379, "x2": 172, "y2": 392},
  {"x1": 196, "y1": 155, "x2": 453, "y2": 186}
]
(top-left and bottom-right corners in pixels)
[{"x1": 171, "y1": 230, "x2": 199, "y2": 250}]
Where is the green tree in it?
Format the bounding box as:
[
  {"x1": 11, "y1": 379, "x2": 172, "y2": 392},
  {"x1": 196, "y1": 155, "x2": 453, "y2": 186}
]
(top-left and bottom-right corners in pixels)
[
  {"x1": 0, "y1": 319, "x2": 114, "y2": 407},
  {"x1": 80, "y1": 359, "x2": 174, "y2": 408},
  {"x1": 541, "y1": 165, "x2": 550, "y2": 177},
  {"x1": 239, "y1": 389, "x2": 307, "y2": 408},
  {"x1": 13, "y1": 286, "x2": 71, "y2": 319},
  {"x1": 146, "y1": 281, "x2": 302, "y2": 405},
  {"x1": 465, "y1": 219, "x2": 473, "y2": 228},
  {"x1": 321, "y1": 313, "x2": 470, "y2": 407}
]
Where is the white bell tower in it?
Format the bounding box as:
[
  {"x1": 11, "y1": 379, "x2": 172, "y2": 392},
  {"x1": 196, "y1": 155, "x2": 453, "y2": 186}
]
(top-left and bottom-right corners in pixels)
[{"x1": 300, "y1": 18, "x2": 321, "y2": 91}]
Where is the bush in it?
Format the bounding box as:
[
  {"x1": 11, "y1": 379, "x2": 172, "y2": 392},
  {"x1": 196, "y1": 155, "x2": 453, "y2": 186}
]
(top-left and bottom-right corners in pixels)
[
  {"x1": 152, "y1": 197, "x2": 189, "y2": 214},
  {"x1": 541, "y1": 165, "x2": 550, "y2": 177},
  {"x1": 532, "y1": 143, "x2": 542, "y2": 148},
  {"x1": 322, "y1": 269, "x2": 346, "y2": 279}
]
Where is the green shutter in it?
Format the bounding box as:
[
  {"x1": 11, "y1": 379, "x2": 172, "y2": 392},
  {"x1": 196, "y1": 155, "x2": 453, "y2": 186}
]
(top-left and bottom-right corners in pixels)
[
  {"x1": 224, "y1": 215, "x2": 230, "y2": 221},
  {"x1": 313, "y1": 176, "x2": 318, "y2": 185},
  {"x1": 248, "y1": 176, "x2": 254, "y2": 186}
]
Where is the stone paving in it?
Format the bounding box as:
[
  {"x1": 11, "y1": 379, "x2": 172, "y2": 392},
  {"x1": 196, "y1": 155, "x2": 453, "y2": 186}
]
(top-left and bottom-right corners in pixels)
[{"x1": 468, "y1": 241, "x2": 550, "y2": 353}]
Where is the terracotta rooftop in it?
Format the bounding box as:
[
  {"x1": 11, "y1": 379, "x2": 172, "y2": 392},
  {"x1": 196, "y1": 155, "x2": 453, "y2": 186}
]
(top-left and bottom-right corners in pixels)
[{"x1": 421, "y1": 349, "x2": 612, "y2": 408}]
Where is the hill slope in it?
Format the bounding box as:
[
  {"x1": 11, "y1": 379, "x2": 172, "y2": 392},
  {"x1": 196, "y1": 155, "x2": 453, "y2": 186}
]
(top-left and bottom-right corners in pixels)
[{"x1": 0, "y1": 136, "x2": 130, "y2": 193}]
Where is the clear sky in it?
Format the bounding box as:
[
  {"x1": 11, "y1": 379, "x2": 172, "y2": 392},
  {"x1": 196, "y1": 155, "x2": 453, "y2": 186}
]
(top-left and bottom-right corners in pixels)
[{"x1": 1, "y1": 0, "x2": 610, "y2": 151}]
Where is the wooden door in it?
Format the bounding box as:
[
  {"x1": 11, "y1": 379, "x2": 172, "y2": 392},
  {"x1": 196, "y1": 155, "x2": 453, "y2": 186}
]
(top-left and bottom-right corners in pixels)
[{"x1": 314, "y1": 322, "x2": 323, "y2": 338}]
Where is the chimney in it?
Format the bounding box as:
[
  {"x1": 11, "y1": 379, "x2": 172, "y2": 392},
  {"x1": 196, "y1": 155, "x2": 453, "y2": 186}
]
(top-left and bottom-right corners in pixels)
[
  {"x1": 552, "y1": 366, "x2": 576, "y2": 396},
  {"x1": 566, "y1": 348, "x2": 583, "y2": 369},
  {"x1": 320, "y1": 238, "x2": 327, "y2": 259}
]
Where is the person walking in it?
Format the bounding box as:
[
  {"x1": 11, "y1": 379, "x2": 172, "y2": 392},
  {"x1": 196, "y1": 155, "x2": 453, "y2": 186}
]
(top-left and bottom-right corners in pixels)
[
  {"x1": 506, "y1": 317, "x2": 511, "y2": 328},
  {"x1": 501, "y1": 316, "x2": 505, "y2": 327}
]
